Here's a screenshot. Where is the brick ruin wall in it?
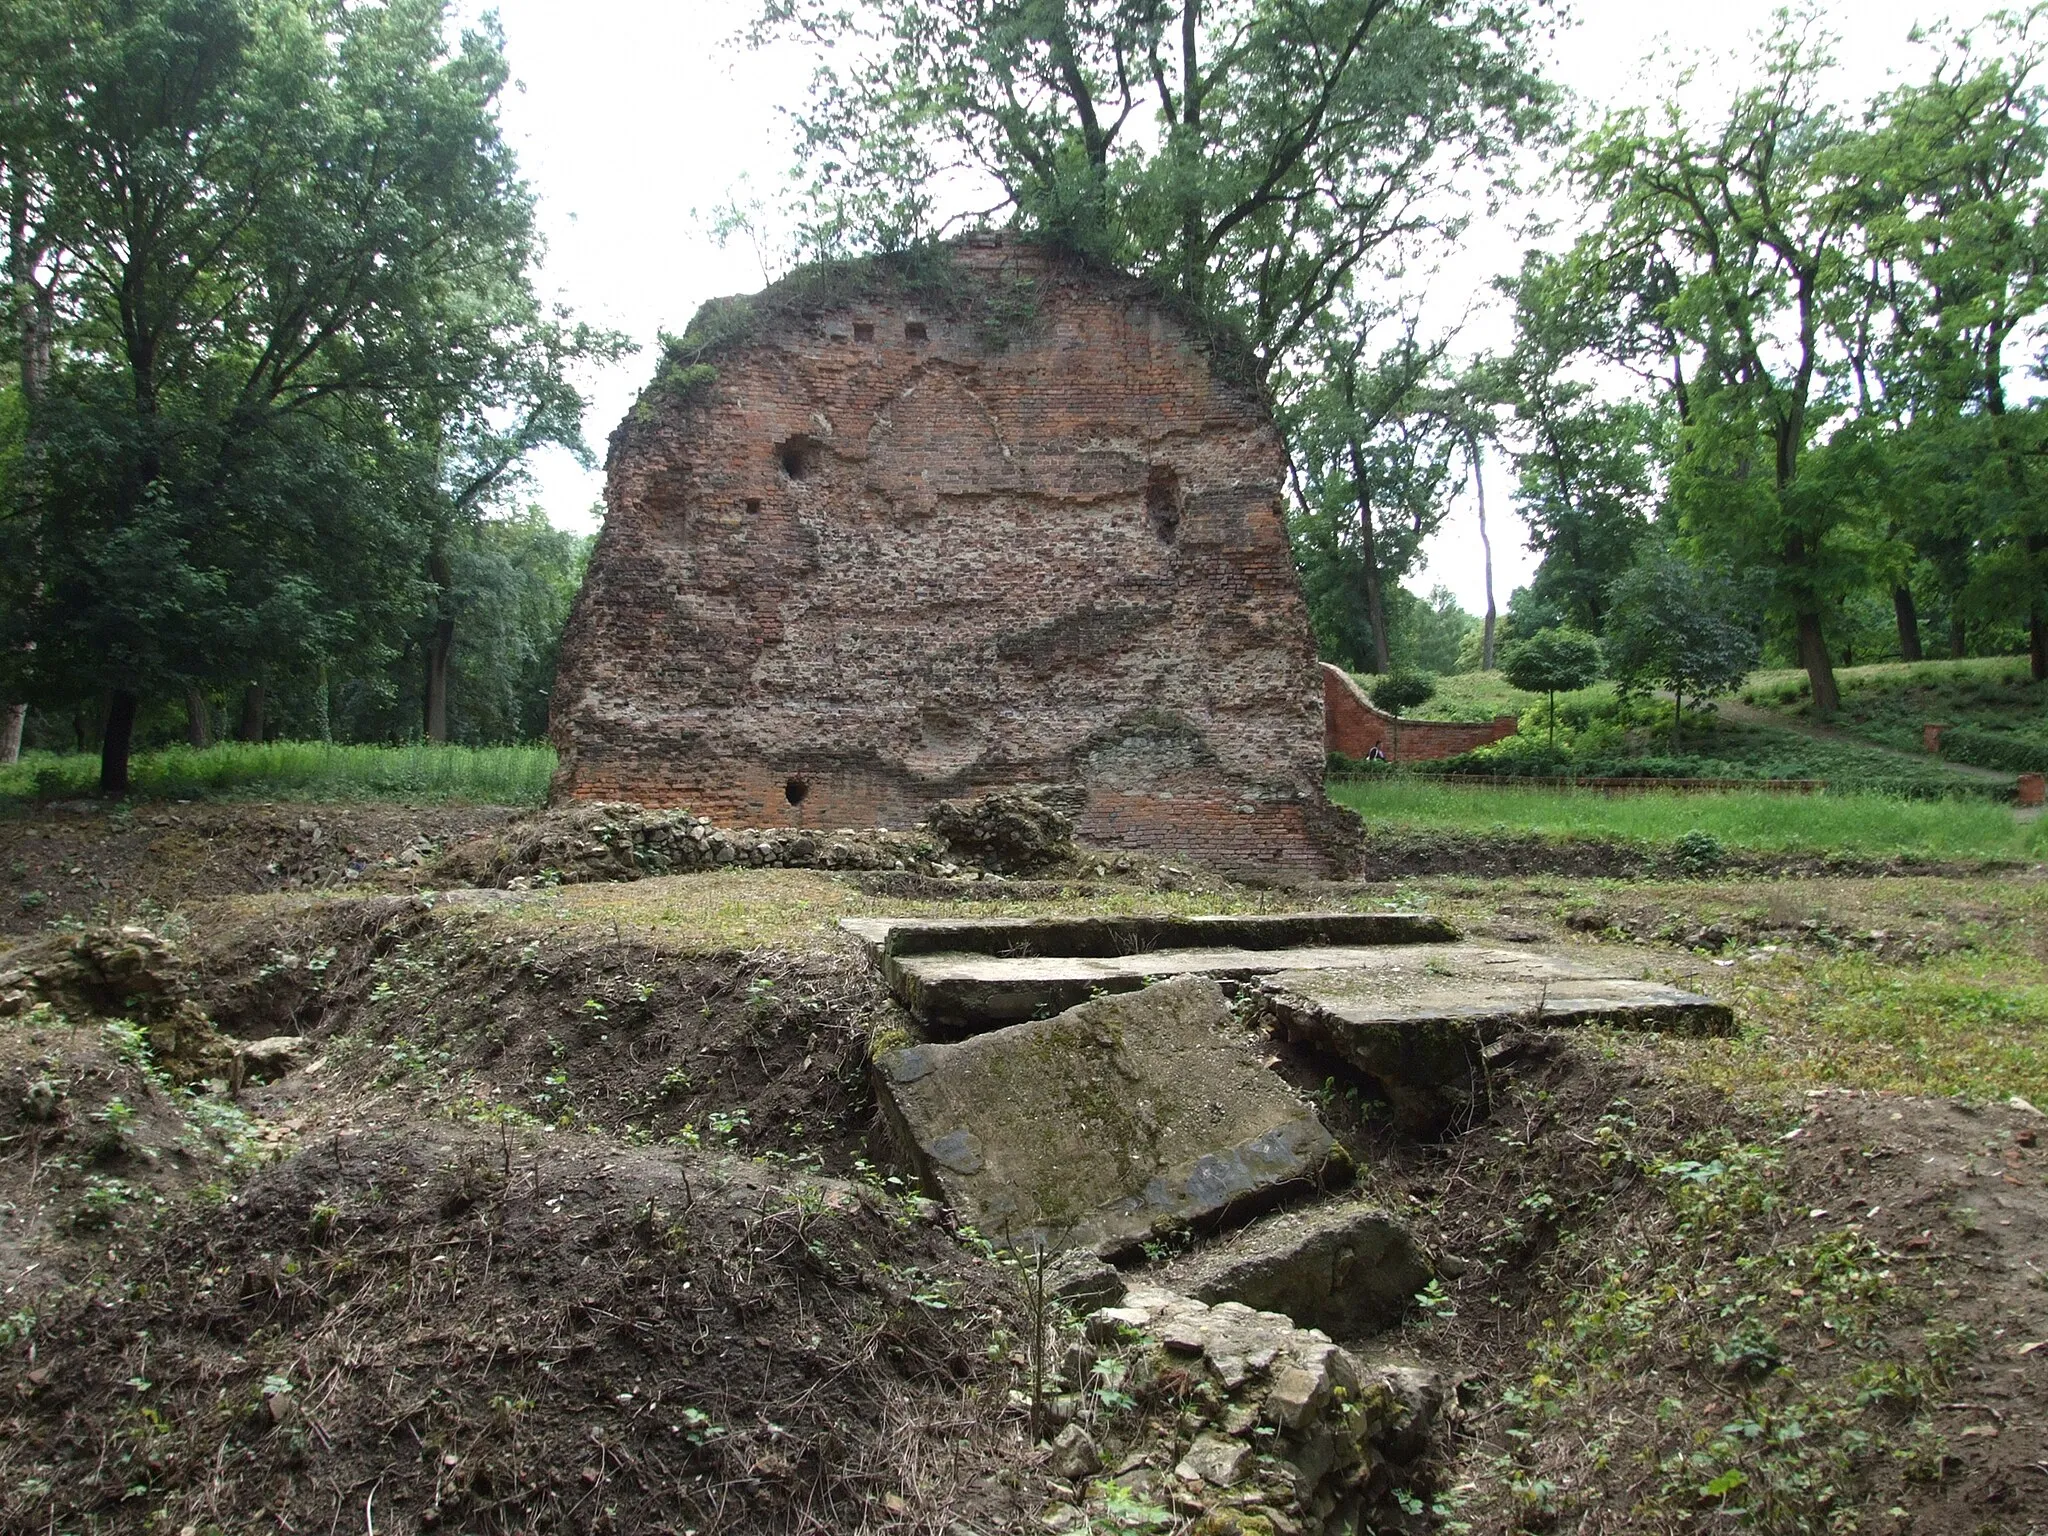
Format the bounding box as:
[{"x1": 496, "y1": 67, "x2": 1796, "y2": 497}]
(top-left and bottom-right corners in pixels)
[
  {"x1": 1321, "y1": 664, "x2": 1519, "y2": 763},
  {"x1": 549, "y1": 240, "x2": 1354, "y2": 876}
]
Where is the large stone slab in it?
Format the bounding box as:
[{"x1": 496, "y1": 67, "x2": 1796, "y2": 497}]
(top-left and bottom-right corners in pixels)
[
  {"x1": 887, "y1": 941, "x2": 1490, "y2": 1035},
  {"x1": 841, "y1": 911, "x2": 1458, "y2": 963},
  {"x1": 840, "y1": 911, "x2": 1459, "y2": 1034},
  {"x1": 874, "y1": 975, "x2": 1336, "y2": 1254},
  {"x1": 1258, "y1": 946, "x2": 1733, "y2": 1132}
]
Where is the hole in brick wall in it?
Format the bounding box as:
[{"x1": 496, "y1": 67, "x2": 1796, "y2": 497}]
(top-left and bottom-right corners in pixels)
[
  {"x1": 853, "y1": 322, "x2": 875, "y2": 342},
  {"x1": 744, "y1": 498, "x2": 761, "y2": 515},
  {"x1": 784, "y1": 777, "x2": 810, "y2": 807},
  {"x1": 903, "y1": 320, "x2": 928, "y2": 341},
  {"x1": 778, "y1": 436, "x2": 822, "y2": 481},
  {"x1": 1146, "y1": 464, "x2": 1183, "y2": 540}
]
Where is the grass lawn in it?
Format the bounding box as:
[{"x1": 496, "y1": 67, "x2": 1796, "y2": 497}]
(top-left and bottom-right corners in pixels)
[
  {"x1": 1363, "y1": 667, "x2": 1617, "y2": 723},
  {"x1": 0, "y1": 741, "x2": 555, "y2": 805},
  {"x1": 1329, "y1": 776, "x2": 2046, "y2": 861}
]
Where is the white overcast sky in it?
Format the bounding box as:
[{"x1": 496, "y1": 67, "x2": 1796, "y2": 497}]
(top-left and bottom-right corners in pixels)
[{"x1": 466, "y1": 0, "x2": 2017, "y2": 617}]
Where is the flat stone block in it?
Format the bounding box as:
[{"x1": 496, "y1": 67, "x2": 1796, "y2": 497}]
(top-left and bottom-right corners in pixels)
[
  {"x1": 840, "y1": 910, "x2": 1457, "y2": 963},
  {"x1": 875, "y1": 975, "x2": 1335, "y2": 1254},
  {"x1": 889, "y1": 940, "x2": 1477, "y2": 1034},
  {"x1": 1259, "y1": 947, "x2": 1732, "y2": 1132}
]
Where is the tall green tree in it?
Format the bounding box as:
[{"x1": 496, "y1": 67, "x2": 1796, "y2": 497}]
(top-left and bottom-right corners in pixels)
[
  {"x1": 1605, "y1": 550, "x2": 1761, "y2": 747},
  {"x1": 1566, "y1": 17, "x2": 1865, "y2": 713},
  {"x1": 751, "y1": 0, "x2": 1553, "y2": 378},
  {"x1": 1282, "y1": 309, "x2": 1457, "y2": 671},
  {"x1": 1844, "y1": 7, "x2": 2048, "y2": 676},
  {"x1": 1491, "y1": 251, "x2": 1665, "y2": 634},
  {"x1": 0, "y1": 0, "x2": 615, "y2": 789}
]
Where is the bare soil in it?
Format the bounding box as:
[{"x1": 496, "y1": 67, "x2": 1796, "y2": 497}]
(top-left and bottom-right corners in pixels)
[
  {"x1": 3, "y1": 799, "x2": 2047, "y2": 1534},
  {"x1": 0, "y1": 800, "x2": 520, "y2": 939}
]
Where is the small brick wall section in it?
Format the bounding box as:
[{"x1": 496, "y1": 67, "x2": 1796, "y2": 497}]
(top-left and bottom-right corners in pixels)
[{"x1": 1321, "y1": 664, "x2": 1518, "y2": 763}]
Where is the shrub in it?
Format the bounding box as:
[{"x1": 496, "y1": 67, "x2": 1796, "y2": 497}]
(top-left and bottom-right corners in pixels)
[
  {"x1": 1938, "y1": 725, "x2": 2048, "y2": 775},
  {"x1": 1502, "y1": 629, "x2": 1602, "y2": 744},
  {"x1": 1370, "y1": 668, "x2": 1438, "y2": 717}
]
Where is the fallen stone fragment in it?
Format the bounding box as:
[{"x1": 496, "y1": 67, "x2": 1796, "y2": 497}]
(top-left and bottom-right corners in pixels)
[
  {"x1": 1047, "y1": 1251, "x2": 1127, "y2": 1313},
  {"x1": 234, "y1": 1036, "x2": 306, "y2": 1086},
  {"x1": 1176, "y1": 1431, "x2": 1253, "y2": 1487},
  {"x1": 1163, "y1": 1198, "x2": 1430, "y2": 1339},
  {"x1": 1047, "y1": 1422, "x2": 1102, "y2": 1482},
  {"x1": 875, "y1": 976, "x2": 1335, "y2": 1254}
]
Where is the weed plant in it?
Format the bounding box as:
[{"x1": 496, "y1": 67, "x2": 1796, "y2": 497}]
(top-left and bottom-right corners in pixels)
[{"x1": 0, "y1": 741, "x2": 555, "y2": 804}]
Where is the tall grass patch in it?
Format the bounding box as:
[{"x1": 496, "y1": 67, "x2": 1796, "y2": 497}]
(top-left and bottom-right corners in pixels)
[
  {"x1": 0, "y1": 742, "x2": 555, "y2": 805},
  {"x1": 1329, "y1": 778, "x2": 2043, "y2": 861}
]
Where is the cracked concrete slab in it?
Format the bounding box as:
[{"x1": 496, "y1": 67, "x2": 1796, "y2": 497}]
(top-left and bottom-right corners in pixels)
[{"x1": 874, "y1": 975, "x2": 1336, "y2": 1255}]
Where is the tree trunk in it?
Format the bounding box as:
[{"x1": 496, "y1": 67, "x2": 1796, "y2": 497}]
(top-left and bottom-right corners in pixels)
[
  {"x1": 185, "y1": 686, "x2": 213, "y2": 748},
  {"x1": 237, "y1": 683, "x2": 265, "y2": 743},
  {"x1": 1347, "y1": 438, "x2": 1391, "y2": 673},
  {"x1": 1472, "y1": 438, "x2": 1497, "y2": 671},
  {"x1": 1672, "y1": 686, "x2": 1683, "y2": 752},
  {"x1": 1794, "y1": 610, "x2": 1840, "y2": 716},
  {"x1": 1, "y1": 703, "x2": 24, "y2": 764},
  {"x1": 2031, "y1": 535, "x2": 2047, "y2": 682},
  {"x1": 101, "y1": 690, "x2": 139, "y2": 797},
  {"x1": 1892, "y1": 585, "x2": 1923, "y2": 662},
  {"x1": 425, "y1": 616, "x2": 455, "y2": 743},
  {"x1": 1950, "y1": 613, "x2": 1967, "y2": 659}
]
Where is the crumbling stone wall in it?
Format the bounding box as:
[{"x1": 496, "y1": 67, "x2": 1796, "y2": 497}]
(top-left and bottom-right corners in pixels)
[{"x1": 551, "y1": 237, "x2": 1350, "y2": 875}]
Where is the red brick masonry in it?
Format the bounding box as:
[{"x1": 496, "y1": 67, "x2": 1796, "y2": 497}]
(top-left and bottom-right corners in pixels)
[
  {"x1": 550, "y1": 239, "x2": 1355, "y2": 876},
  {"x1": 1321, "y1": 664, "x2": 1518, "y2": 763}
]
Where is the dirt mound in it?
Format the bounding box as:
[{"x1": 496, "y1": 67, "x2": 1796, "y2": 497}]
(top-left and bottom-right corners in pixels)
[
  {"x1": 187, "y1": 900, "x2": 895, "y2": 1174},
  {"x1": 1, "y1": 1118, "x2": 1035, "y2": 1535},
  {"x1": 0, "y1": 800, "x2": 519, "y2": 942},
  {"x1": 1263, "y1": 1031, "x2": 2048, "y2": 1535}
]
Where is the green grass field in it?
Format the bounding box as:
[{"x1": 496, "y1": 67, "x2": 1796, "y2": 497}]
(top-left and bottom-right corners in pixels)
[
  {"x1": 0, "y1": 742, "x2": 556, "y2": 805},
  {"x1": 1329, "y1": 776, "x2": 2045, "y2": 861}
]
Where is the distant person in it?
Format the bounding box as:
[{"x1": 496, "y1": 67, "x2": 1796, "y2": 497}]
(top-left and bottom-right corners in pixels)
[{"x1": 1366, "y1": 741, "x2": 1388, "y2": 762}]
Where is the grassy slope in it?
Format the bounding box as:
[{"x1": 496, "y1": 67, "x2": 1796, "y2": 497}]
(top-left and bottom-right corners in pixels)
[
  {"x1": 1742, "y1": 655, "x2": 2047, "y2": 751},
  {"x1": 1330, "y1": 777, "x2": 2047, "y2": 861},
  {"x1": 0, "y1": 742, "x2": 555, "y2": 804}
]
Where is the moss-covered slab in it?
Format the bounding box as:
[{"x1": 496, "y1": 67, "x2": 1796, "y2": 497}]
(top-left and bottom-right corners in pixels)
[
  {"x1": 1258, "y1": 948, "x2": 1733, "y2": 1132},
  {"x1": 874, "y1": 976, "x2": 1335, "y2": 1254}
]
